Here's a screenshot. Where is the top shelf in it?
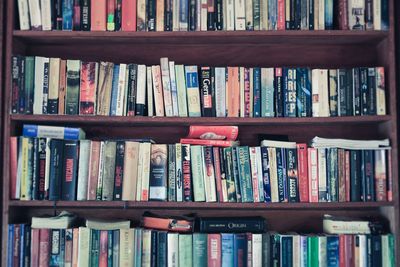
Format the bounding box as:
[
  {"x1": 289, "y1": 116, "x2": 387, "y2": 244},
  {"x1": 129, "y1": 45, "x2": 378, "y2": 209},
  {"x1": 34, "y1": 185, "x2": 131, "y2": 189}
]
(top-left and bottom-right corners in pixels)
[{"x1": 13, "y1": 30, "x2": 389, "y2": 46}]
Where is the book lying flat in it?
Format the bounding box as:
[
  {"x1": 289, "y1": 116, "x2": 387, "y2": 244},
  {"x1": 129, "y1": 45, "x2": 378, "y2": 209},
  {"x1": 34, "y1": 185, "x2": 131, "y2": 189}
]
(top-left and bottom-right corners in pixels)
[
  {"x1": 31, "y1": 211, "x2": 77, "y2": 229},
  {"x1": 85, "y1": 219, "x2": 131, "y2": 230},
  {"x1": 311, "y1": 136, "x2": 390, "y2": 149}
]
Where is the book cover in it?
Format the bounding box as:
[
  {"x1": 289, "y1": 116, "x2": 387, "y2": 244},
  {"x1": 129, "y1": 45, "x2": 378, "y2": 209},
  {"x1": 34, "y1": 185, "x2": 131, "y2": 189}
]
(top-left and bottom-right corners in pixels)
[
  {"x1": 203, "y1": 146, "x2": 217, "y2": 202},
  {"x1": 65, "y1": 60, "x2": 81, "y2": 115},
  {"x1": 48, "y1": 139, "x2": 64, "y2": 201},
  {"x1": 191, "y1": 145, "x2": 206, "y2": 202},
  {"x1": 23, "y1": 124, "x2": 85, "y2": 140},
  {"x1": 122, "y1": 0, "x2": 137, "y2": 30},
  {"x1": 149, "y1": 144, "x2": 168, "y2": 201},
  {"x1": 185, "y1": 65, "x2": 202, "y2": 117},
  {"x1": 61, "y1": 140, "x2": 79, "y2": 201},
  {"x1": 62, "y1": 0, "x2": 73, "y2": 30},
  {"x1": 168, "y1": 144, "x2": 177, "y2": 201},
  {"x1": 113, "y1": 141, "x2": 125, "y2": 200},
  {"x1": 79, "y1": 62, "x2": 98, "y2": 115},
  {"x1": 297, "y1": 68, "x2": 311, "y2": 117}
]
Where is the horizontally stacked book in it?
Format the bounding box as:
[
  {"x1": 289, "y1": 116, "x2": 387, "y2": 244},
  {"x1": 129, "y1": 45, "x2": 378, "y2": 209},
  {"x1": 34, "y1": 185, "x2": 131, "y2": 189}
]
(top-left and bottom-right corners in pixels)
[
  {"x1": 11, "y1": 56, "x2": 387, "y2": 117},
  {"x1": 7, "y1": 213, "x2": 395, "y2": 266},
  {"x1": 16, "y1": 0, "x2": 389, "y2": 32},
  {"x1": 10, "y1": 125, "x2": 392, "y2": 203}
]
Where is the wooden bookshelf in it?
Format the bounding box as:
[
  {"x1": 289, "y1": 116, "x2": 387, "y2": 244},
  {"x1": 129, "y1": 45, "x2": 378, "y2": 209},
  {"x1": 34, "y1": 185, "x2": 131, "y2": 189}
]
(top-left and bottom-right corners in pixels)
[{"x1": 2, "y1": 0, "x2": 399, "y2": 266}]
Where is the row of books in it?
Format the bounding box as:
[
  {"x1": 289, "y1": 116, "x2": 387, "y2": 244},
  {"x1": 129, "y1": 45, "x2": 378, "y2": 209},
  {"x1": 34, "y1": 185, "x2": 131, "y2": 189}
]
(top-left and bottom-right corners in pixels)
[
  {"x1": 17, "y1": 0, "x2": 390, "y2": 32},
  {"x1": 11, "y1": 56, "x2": 387, "y2": 117},
  {"x1": 11, "y1": 124, "x2": 392, "y2": 203},
  {"x1": 7, "y1": 224, "x2": 395, "y2": 267}
]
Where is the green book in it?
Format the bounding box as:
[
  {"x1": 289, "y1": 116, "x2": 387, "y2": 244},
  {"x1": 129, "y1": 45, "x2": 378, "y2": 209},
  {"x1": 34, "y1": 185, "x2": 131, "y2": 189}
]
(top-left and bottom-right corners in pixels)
[
  {"x1": 24, "y1": 56, "x2": 35, "y2": 114},
  {"x1": 236, "y1": 146, "x2": 254, "y2": 202},
  {"x1": 190, "y1": 146, "x2": 206, "y2": 202},
  {"x1": 193, "y1": 233, "x2": 207, "y2": 267},
  {"x1": 89, "y1": 230, "x2": 100, "y2": 267},
  {"x1": 307, "y1": 236, "x2": 319, "y2": 267},
  {"x1": 179, "y1": 234, "x2": 193, "y2": 267}
]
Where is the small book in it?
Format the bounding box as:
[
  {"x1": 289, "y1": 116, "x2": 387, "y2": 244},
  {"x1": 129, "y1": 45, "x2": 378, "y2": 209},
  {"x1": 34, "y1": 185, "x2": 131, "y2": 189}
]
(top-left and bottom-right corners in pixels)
[
  {"x1": 23, "y1": 124, "x2": 86, "y2": 140},
  {"x1": 85, "y1": 219, "x2": 130, "y2": 230},
  {"x1": 187, "y1": 126, "x2": 239, "y2": 141}
]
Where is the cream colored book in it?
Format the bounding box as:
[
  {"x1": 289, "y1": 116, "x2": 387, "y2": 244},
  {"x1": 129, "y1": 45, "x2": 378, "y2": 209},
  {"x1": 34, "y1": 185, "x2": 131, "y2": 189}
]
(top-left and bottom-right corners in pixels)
[
  {"x1": 119, "y1": 229, "x2": 135, "y2": 267},
  {"x1": 234, "y1": 0, "x2": 246, "y2": 30},
  {"x1": 267, "y1": 147, "x2": 279, "y2": 202},
  {"x1": 152, "y1": 65, "x2": 165, "y2": 116},
  {"x1": 140, "y1": 143, "x2": 152, "y2": 201},
  {"x1": 77, "y1": 227, "x2": 90, "y2": 267},
  {"x1": 122, "y1": 141, "x2": 140, "y2": 201}
]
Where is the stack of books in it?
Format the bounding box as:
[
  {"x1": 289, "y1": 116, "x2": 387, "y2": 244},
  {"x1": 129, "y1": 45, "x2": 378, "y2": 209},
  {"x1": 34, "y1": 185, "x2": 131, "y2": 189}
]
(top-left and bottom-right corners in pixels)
[
  {"x1": 16, "y1": 0, "x2": 389, "y2": 31},
  {"x1": 10, "y1": 124, "x2": 392, "y2": 203},
  {"x1": 11, "y1": 56, "x2": 387, "y2": 117}
]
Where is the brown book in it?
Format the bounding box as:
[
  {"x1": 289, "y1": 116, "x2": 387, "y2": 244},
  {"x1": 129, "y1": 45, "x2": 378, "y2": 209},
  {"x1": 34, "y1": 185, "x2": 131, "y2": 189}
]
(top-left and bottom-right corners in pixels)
[
  {"x1": 13, "y1": 224, "x2": 21, "y2": 266},
  {"x1": 87, "y1": 141, "x2": 101, "y2": 200},
  {"x1": 31, "y1": 228, "x2": 40, "y2": 267},
  {"x1": 336, "y1": 0, "x2": 349, "y2": 30},
  {"x1": 122, "y1": 141, "x2": 140, "y2": 201},
  {"x1": 58, "y1": 59, "x2": 67, "y2": 115},
  {"x1": 227, "y1": 67, "x2": 240, "y2": 117},
  {"x1": 38, "y1": 229, "x2": 50, "y2": 267},
  {"x1": 345, "y1": 150, "x2": 351, "y2": 202},
  {"x1": 156, "y1": 0, "x2": 164, "y2": 31},
  {"x1": 96, "y1": 62, "x2": 114, "y2": 115}
]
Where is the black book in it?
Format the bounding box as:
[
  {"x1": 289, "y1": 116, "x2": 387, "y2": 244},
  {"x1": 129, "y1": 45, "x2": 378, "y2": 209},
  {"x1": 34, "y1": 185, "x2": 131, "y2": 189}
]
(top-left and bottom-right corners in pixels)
[
  {"x1": 371, "y1": 235, "x2": 382, "y2": 266},
  {"x1": 147, "y1": 0, "x2": 156, "y2": 31},
  {"x1": 308, "y1": 0, "x2": 314, "y2": 30},
  {"x1": 367, "y1": 68, "x2": 376, "y2": 115},
  {"x1": 189, "y1": 0, "x2": 197, "y2": 31},
  {"x1": 126, "y1": 64, "x2": 137, "y2": 116},
  {"x1": 168, "y1": 145, "x2": 176, "y2": 201},
  {"x1": 38, "y1": 138, "x2": 47, "y2": 200},
  {"x1": 350, "y1": 150, "x2": 361, "y2": 201},
  {"x1": 150, "y1": 231, "x2": 158, "y2": 267},
  {"x1": 11, "y1": 56, "x2": 20, "y2": 114},
  {"x1": 327, "y1": 148, "x2": 338, "y2": 202},
  {"x1": 231, "y1": 147, "x2": 242, "y2": 202},
  {"x1": 61, "y1": 140, "x2": 79, "y2": 201},
  {"x1": 19, "y1": 57, "x2": 26, "y2": 114},
  {"x1": 31, "y1": 138, "x2": 40, "y2": 200},
  {"x1": 345, "y1": 69, "x2": 353, "y2": 116},
  {"x1": 360, "y1": 68, "x2": 369, "y2": 115},
  {"x1": 22, "y1": 225, "x2": 31, "y2": 266},
  {"x1": 271, "y1": 235, "x2": 281, "y2": 266},
  {"x1": 81, "y1": 0, "x2": 91, "y2": 31},
  {"x1": 198, "y1": 217, "x2": 265, "y2": 233},
  {"x1": 164, "y1": 0, "x2": 173, "y2": 31},
  {"x1": 275, "y1": 69, "x2": 284, "y2": 117},
  {"x1": 157, "y1": 232, "x2": 167, "y2": 267},
  {"x1": 73, "y1": 0, "x2": 81, "y2": 30},
  {"x1": 276, "y1": 148, "x2": 286, "y2": 202},
  {"x1": 296, "y1": 68, "x2": 312, "y2": 117},
  {"x1": 215, "y1": 0, "x2": 223, "y2": 30},
  {"x1": 54, "y1": 0, "x2": 63, "y2": 30},
  {"x1": 363, "y1": 150, "x2": 375, "y2": 202},
  {"x1": 207, "y1": 0, "x2": 216, "y2": 30},
  {"x1": 352, "y1": 68, "x2": 361, "y2": 116},
  {"x1": 182, "y1": 144, "x2": 193, "y2": 201},
  {"x1": 115, "y1": 0, "x2": 122, "y2": 31},
  {"x1": 49, "y1": 139, "x2": 65, "y2": 201},
  {"x1": 294, "y1": 0, "x2": 301, "y2": 29},
  {"x1": 290, "y1": 0, "x2": 296, "y2": 29},
  {"x1": 286, "y1": 148, "x2": 298, "y2": 202},
  {"x1": 200, "y1": 67, "x2": 213, "y2": 117},
  {"x1": 113, "y1": 141, "x2": 125, "y2": 200},
  {"x1": 338, "y1": 69, "x2": 347, "y2": 116}
]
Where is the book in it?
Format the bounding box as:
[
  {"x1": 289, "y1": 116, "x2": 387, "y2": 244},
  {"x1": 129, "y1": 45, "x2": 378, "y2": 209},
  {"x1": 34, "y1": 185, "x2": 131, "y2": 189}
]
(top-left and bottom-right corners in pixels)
[
  {"x1": 149, "y1": 144, "x2": 168, "y2": 201},
  {"x1": 79, "y1": 62, "x2": 98, "y2": 115},
  {"x1": 187, "y1": 126, "x2": 238, "y2": 140},
  {"x1": 199, "y1": 217, "x2": 265, "y2": 233},
  {"x1": 23, "y1": 124, "x2": 86, "y2": 140},
  {"x1": 185, "y1": 66, "x2": 202, "y2": 117},
  {"x1": 65, "y1": 60, "x2": 81, "y2": 115},
  {"x1": 31, "y1": 211, "x2": 77, "y2": 229}
]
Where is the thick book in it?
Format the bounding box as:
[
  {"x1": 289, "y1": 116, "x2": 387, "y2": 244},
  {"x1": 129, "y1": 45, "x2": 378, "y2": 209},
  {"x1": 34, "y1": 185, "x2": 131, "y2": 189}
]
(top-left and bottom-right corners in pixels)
[
  {"x1": 179, "y1": 234, "x2": 193, "y2": 266},
  {"x1": 79, "y1": 62, "x2": 98, "y2": 115},
  {"x1": 23, "y1": 124, "x2": 85, "y2": 140},
  {"x1": 61, "y1": 140, "x2": 79, "y2": 201},
  {"x1": 101, "y1": 141, "x2": 117, "y2": 201},
  {"x1": 236, "y1": 146, "x2": 254, "y2": 202},
  {"x1": 208, "y1": 234, "x2": 221, "y2": 266},
  {"x1": 122, "y1": 0, "x2": 137, "y2": 30},
  {"x1": 77, "y1": 140, "x2": 90, "y2": 200},
  {"x1": 65, "y1": 60, "x2": 81, "y2": 115},
  {"x1": 199, "y1": 217, "x2": 265, "y2": 233},
  {"x1": 182, "y1": 144, "x2": 193, "y2": 201},
  {"x1": 149, "y1": 144, "x2": 168, "y2": 201},
  {"x1": 193, "y1": 233, "x2": 207, "y2": 267},
  {"x1": 48, "y1": 140, "x2": 64, "y2": 201}
]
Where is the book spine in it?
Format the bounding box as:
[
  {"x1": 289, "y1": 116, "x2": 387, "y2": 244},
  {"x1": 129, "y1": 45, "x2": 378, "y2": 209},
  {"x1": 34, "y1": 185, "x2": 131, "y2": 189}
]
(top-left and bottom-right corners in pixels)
[
  {"x1": 91, "y1": 0, "x2": 107, "y2": 30},
  {"x1": 57, "y1": 60, "x2": 67, "y2": 115},
  {"x1": 77, "y1": 140, "x2": 90, "y2": 199},
  {"x1": 202, "y1": 146, "x2": 217, "y2": 202},
  {"x1": 182, "y1": 144, "x2": 193, "y2": 201},
  {"x1": 126, "y1": 64, "x2": 137, "y2": 116},
  {"x1": 115, "y1": 64, "x2": 127, "y2": 116},
  {"x1": 274, "y1": 68, "x2": 284, "y2": 117},
  {"x1": 73, "y1": 0, "x2": 81, "y2": 30},
  {"x1": 18, "y1": 57, "x2": 26, "y2": 114},
  {"x1": 18, "y1": 0, "x2": 31, "y2": 30},
  {"x1": 24, "y1": 57, "x2": 35, "y2": 114},
  {"x1": 308, "y1": 148, "x2": 319, "y2": 202},
  {"x1": 353, "y1": 68, "x2": 361, "y2": 116},
  {"x1": 191, "y1": 145, "x2": 206, "y2": 201},
  {"x1": 101, "y1": 141, "x2": 117, "y2": 201},
  {"x1": 350, "y1": 150, "x2": 361, "y2": 201},
  {"x1": 175, "y1": 143, "x2": 183, "y2": 201},
  {"x1": 149, "y1": 144, "x2": 168, "y2": 201},
  {"x1": 96, "y1": 62, "x2": 114, "y2": 115},
  {"x1": 224, "y1": 147, "x2": 237, "y2": 202},
  {"x1": 200, "y1": 67, "x2": 214, "y2": 117},
  {"x1": 260, "y1": 147, "x2": 271, "y2": 202},
  {"x1": 213, "y1": 147, "x2": 223, "y2": 202},
  {"x1": 121, "y1": 0, "x2": 137, "y2": 31},
  {"x1": 48, "y1": 140, "x2": 64, "y2": 201},
  {"x1": 253, "y1": 68, "x2": 261, "y2": 117},
  {"x1": 28, "y1": 0, "x2": 43, "y2": 30},
  {"x1": 65, "y1": 60, "x2": 81, "y2": 115},
  {"x1": 215, "y1": 67, "x2": 226, "y2": 117},
  {"x1": 62, "y1": 0, "x2": 74, "y2": 30},
  {"x1": 249, "y1": 147, "x2": 260, "y2": 202},
  {"x1": 375, "y1": 67, "x2": 386, "y2": 115},
  {"x1": 185, "y1": 66, "x2": 202, "y2": 117},
  {"x1": 364, "y1": 150, "x2": 375, "y2": 201},
  {"x1": 48, "y1": 58, "x2": 60, "y2": 114},
  {"x1": 297, "y1": 144, "x2": 309, "y2": 202},
  {"x1": 151, "y1": 65, "x2": 165, "y2": 116},
  {"x1": 345, "y1": 69, "x2": 353, "y2": 116},
  {"x1": 208, "y1": 234, "x2": 222, "y2": 266},
  {"x1": 328, "y1": 148, "x2": 338, "y2": 202},
  {"x1": 375, "y1": 149, "x2": 387, "y2": 201},
  {"x1": 287, "y1": 148, "x2": 299, "y2": 202},
  {"x1": 146, "y1": 66, "x2": 154, "y2": 116},
  {"x1": 168, "y1": 144, "x2": 177, "y2": 201},
  {"x1": 237, "y1": 146, "x2": 253, "y2": 202},
  {"x1": 168, "y1": 61, "x2": 179, "y2": 116},
  {"x1": 255, "y1": 147, "x2": 264, "y2": 202},
  {"x1": 79, "y1": 62, "x2": 97, "y2": 115},
  {"x1": 11, "y1": 56, "x2": 20, "y2": 114},
  {"x1": 140, "y1": 143, "x2": 151, "y2": 201},
  {"x1": 61, "y1": 140, "x2": 79, "y2": 201},
  {"x1": 87, "y1": 141, "x2": 100, "y2": 200},
  {"x1": 113, "y1": 141, "x2": 125, "y2": 200},
  {"x1": 318, "y1": 148, "x2": 327, "y2": 202},
  {"x1": 328, "y1": 69, "x2": 338, "y2": 117},
  {"x1": 81, "y1": 0, "x2": 91, "y2": 30},
  {"x1": 160, "y1": 58, "x2": 174, "y2": 116}
]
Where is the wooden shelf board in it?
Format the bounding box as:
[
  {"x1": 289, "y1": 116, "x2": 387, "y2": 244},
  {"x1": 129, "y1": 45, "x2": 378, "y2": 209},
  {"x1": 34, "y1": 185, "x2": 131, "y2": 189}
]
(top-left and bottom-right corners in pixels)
[
  {"x1": 8, "y1": 200, "x2": 394, "y2": 210},
  {"x1": 13, "y1": 30, "x2": 388, "y2": 46},
  {"x1": 10, "y1": 114, "x2": 391, "y2": 126}
]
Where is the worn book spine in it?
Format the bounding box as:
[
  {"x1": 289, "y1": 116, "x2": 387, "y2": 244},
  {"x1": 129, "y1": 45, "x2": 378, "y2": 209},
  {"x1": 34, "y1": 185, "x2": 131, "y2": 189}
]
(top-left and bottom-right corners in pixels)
[
  {"x1": 149, "y1": 144, "x2": 168, "y2": 201},
  {"x1": 249, "y1": 147, "x2": 260, "y2": 202},
  {"x1": 352, "y1": 68, "x2": 361, "y2": 116},
  {"x1": 113, "y1": 141, "x2": 125, "y2": 200},
  {"x1": 152, "y1": 65, "x2": 165, "y2": 116},
  {"x1": 61, "y1": 140, "x2": 79, "y2": 201},
  {"x1": 79, "y1": 62, "x2": 98, "y2": 115},
  {"x1": 375, "y1": 67, "x2": 386, "y2": 115},
  {"x1": 48, "y1": 58, "x2": 60, "y2": 114},
  {"x1": 328, "y1": 148, "x2": 338, "y2": 202},
  {"x1": 140, "y1": 143, "x2": 151, "y2": 201},
  {"x1": 121, "y1": 142, "x2": 139, "y2": 201},
  {"x1": 121, "y1": 0, "x2": 137, "y2": 31},
  {"x1": 96, "y1": 62, "x2": 114, "y2": 115},
  {"x1": 91, "y1": 0, "x2": 106, "y2": 30},
  {"x1": 160, "y1": 58, "x2": 173, "y2": 116},
  {"x1": 168, "y1": 144, "x2": 177, "y2": 201},
  {"x1": 86, "y1": 141, "x2": 100, "y2": 200},
  {"x1": 182, "y1": 144, "x2": 193, "y2": 201},
  {"x1": 169, "y1": 61, "x2": 179, "y2": 116},
  {"x1": 76, "y1": 140, "x2": 90, "y2": 200},
  {"x1": 65, "y1": 60, "x2": 81, "y2": 115},
  {"x1": 375, "y1": 149, "x2": 387, "y2": 201},
  {"x1": 28, "y1": 0, "x2": 42, "y2": 30}
]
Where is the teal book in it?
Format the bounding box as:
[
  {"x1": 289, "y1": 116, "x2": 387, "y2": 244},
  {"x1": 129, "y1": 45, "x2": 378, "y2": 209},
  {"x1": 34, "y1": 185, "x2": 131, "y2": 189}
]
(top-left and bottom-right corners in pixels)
[
  {"x1": 179, "y1": 234, "x2": 193, "y2": 266},
  {"x1": 221, "y1": 234, "x2": 234, "y2": 267},
  {"x1": 89, "y1": 230, "x2": 100, "y2": 267},
  {"x1": 24, "y1": 56, "x2": 35, "y2": 114},
  {"x1": 233, "y1": 234, "x2": 247, "y2": 267},
  {"x1": 193, "y1": 233, "x2": 207, "y2": 267},
  {"x1": 280, "y1": 235, "x2": 293, "y2": 267},
  {"x1": 157, "y1": 231, "x2": 167, "y2": 267},
  {"x1": 49, "y1": 229, "x2": 65, "y2": 267},
  {"x1": 112, "y1": 230, "x2": 119, "y2": 266},
  {"x1": 253, "y1": 67, "x2": 261, "y2": 117},
  {"x1": 236, "y1": 146, "x2": 253, "y2": 202},
  {"x1": 190, "y1": 145, "x2": 206, "y2": 202},
  {"x1": 307, "y1": 236, "x2": 319, "y2": 267},
  {"x1": 134, "y1": 228, "x2": 143, "y2": 267},
  {"x1": 110, "y1": 64, "x2": 120, "y2": 116}
]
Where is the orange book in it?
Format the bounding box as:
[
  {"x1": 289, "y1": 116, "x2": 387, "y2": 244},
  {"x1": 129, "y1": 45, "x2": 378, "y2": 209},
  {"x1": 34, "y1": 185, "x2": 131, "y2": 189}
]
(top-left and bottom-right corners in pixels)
[
  {"x1": 72, "y1": 228, "x2": 79, "y2": 267},
  {"x1": 180, "y1": 138, "x2": 238, "y2": 147},
  {"x1": 99, "y1": 231, "x2": 108, "y2": 267},
  {"x1": 156, "y1": 0, "x2": 164, "y2": 31},
  {"x1": 122, "y1": 0, "x2": 137, "y2": 31},
  {"x1": 91, "y1": 0, "x2": 107, "y2": 31},
  {"x1": 87, "y1": 141, "x2": 101, "y2": 200},
  {"x1": 79, "y1": 62, "x2": 98, "y2": 115},
  {"x1": 227, "y1": 67, "x2": 240, "y2": 117},
  {"x1": 30, "y1": 229, "x2": 40, "y2": 267},
  {"x1": 10, "y1": 136, "x2": 18, "y2": 199},
  {"x1": 58, "y1": 60, "x2": 67, "y2": 115}
]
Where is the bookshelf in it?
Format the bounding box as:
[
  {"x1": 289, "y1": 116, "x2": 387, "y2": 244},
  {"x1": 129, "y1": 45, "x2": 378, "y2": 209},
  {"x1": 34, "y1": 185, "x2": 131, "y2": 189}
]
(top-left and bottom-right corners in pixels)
[{"x1": 2, "y1": 0, "x2": 399, "y2": 266}]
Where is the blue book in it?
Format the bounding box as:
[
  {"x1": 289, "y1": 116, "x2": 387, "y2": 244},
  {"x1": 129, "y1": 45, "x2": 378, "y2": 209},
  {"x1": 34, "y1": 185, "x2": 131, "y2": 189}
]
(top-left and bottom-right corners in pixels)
[
  {"x1": 260, "y1": 147, "x2": 272, "y2": 202},
  {"x1": 62, "y1": 0, "x2": 73, "y2": 30},
  {"x1": 7, "y1": 225, "x2": 14, "y2": 267},
  {"x1": 179, "y1": 0, "x2": 189, "y2": 30},
  {"x1": 280, "y1": 236, "x2": 293, "y2": 267},
  {"x1": 276, "y1": 148, "x2": 285, "y2": 202},
  {"x1": 234, "y1": 234, "x2": 247, "y2": 267},
  {"x1": 301, "y1": 235, "x2": 308, "y2": 266},
  {"x1": 324, "y1": 0, "x2": 333, "y2": 30},
  {"x1": 20, "y1": 225, "x2": 31, "y2": 267},
  {"x1": 381, "y1": 0, "x2": 389, "y2": 30},
  {"x1": 50, "y1": 229, "x2": 64, "y2": 267},
  {"x1": 134, "y1": 229, "x2": 142, "y2": 267},
  {"x1": 107, "y1": 231, "x2": 113, "y2": 267},
  {"x1": 157, "y1": 232, "x2": 168, "y2": 267},
  {"x1": 236, "y1": 146, "x2": 254, "y2": 202},
  {"x1": 110, "y1": 65, "x2": 120, "y2": 116},
  {"x1": 327, "y1": 236, "x2": 339, "y2": 267},
  {"x1": 185, "y1": 66, "x2": 201, "y2": 117},
  {"x1": 296, "y1": 68, "x2": 312, "y2": 117},
  {"x1": 193, "y1": 233, "x2": 207, "y2": 267},
  {"x1": 19, "y1": 225, "x2": 25, "y2": 267},
  {"x1": 112, "y1": 230, "x2": 120, "y2": 265},
  {"x1": 23, "y1": 124, "x2": 86, "y2": 140},
  {"x1": 253, "y1": 68, "x2": 261, "y2": 117},
  {"x1": 283, "y1": 68, "x2": 297, "y2": 117},
  {"x1": 221, "y1": 234, "x2": 234, "y2": 267},
  {"x1": 268, "y1": 0, "x2": 277, "y2": 30}
]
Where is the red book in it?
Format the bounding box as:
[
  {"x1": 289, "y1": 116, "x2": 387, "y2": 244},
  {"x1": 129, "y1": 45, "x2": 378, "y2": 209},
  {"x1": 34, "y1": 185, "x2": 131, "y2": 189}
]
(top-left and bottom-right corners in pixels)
[
  {"x1": 31, "y1": 229, "x2": 40, "y2": 267},
  {"x1": 87, "y1": 141, "x2": 101, "y2": 200},
  {"x1": 308, "y1": 148, "x2": 318, "y2": 203},
  {"x1": 387, "y1": 151, "x2": 393, "y2": 201},
  {"x1": 91, "y1": 0, "x2": 107, "y2": 31},
  {"x1": 207, "y1": 234, "x2": 221, "y2": 267},
  {"x1": 187, "y1": 126, "x2": 239, "y2": 141},
  {"x1": 246, "y1": 233, "x2": 253, "y2": 267},
  {"x1": 38, "y1": 229, "x2": 50, "y2": 267},
  {"x1": 73, "y1": 0, "x2": 81, "y2": 30},
  {"x1": 122, "y1": 0, "x2": 137, "y2": 31},
  {"x1": 249, "y1": 147, "x2": 260, "y2": 202},
  {"x1": 374, "y1": 150, "x2": 387, "y2": 202},
  {"x1": 9, "y1": 137, "x2": 18, "y2": 200},
  {"x1": 244, "y1": 68, "x2": 251, "y2": 117},
  {"x1": 345, "y1": 151, "x2": 351, "y2": 202},
  {"x1": 65, "y1": 229, "x2": 73, "y2": 266},
  {"x1": 13, "y1": 225, "x2": 21, "y2": 267},
  {"x1": 99, "y1": 230, "x2": 108, "y2": 267},
  {"x1": 79, "y1": 62, "x2": 97, "y2": 115},
  {"x1": 213, "y1": 147, "x2": 223, "y2": 202},
  {"x1": 339, "y1": 235, "x2": 346, "y2": 267},
  {"x1": 344, "y1": 235, "x2": 354, "y2": 267},
  {"x1": 297, "y1": 143, "x2": 309, "y2": 202},
  {"x1": 336, "y1": 0, "x2": 349, "y2": 30},
  {"x1": 180, "y1": 138, "x2": 238, "y2": 147},
  {"x1": 277, "y1": 0, "x2": 285, "y2": 30}
]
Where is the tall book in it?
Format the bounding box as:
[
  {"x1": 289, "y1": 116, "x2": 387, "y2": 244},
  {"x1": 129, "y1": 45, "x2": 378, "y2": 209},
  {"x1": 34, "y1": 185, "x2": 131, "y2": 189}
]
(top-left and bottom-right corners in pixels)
[
  {"x1": 65, "y1": 60, "x2": 81, "y2": 115},
  {"x1": 79, "y1": 62, "x2": 98, "y2": 115},
  {"x1": 149, "y1": 144, "x2": 168, "y2": 201}
]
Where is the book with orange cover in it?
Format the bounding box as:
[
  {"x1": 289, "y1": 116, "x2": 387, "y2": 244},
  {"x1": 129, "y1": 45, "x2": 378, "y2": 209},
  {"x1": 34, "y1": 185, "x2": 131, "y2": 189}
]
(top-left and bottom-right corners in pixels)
[
  {"x1": 180, "y1": 138, "x2": 239, "y2": 147},
  {"x1": 227, "y1": 67, "x2": 240, "y2": 117},
  {"x1": 91, "y1": 0, "x2": 107, "y2": 31},
  {"x1": 58, "y1": 60, "x2": 67, "y2": 115},
  {"x1": 79, "y1": 62, "x2": 98, "y2": 115}
]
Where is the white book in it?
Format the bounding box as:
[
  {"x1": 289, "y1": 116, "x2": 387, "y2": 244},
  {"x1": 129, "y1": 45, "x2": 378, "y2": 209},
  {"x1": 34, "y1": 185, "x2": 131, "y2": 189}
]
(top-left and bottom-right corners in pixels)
[
  {"x1": 123, "y1": 68, "x2": 129, "y2": 116},
  {"x1": 318, "y1": 236, "x2": 327, "y2": 267},
  {"x1": 48, "y1": 58, "x2": 61, "y2": 112},
  {"x1": 184, "y1": 65, "x2": 201, "y2": 117},
  {"x1": 312, "y1": 69, "x2": 329, "y2": 117},
  {"x1": 33, "y1": 57, "x2": 49, "y2": 114},
  {"x1": 318, "y1": 0, "x2": 325, "y2": 30},
  {"x1": 136, "y1": 144, "x2": 144, "y2": 201},
  {"x1": 160, "y1": 57, "x2": 174, "y2": 116},
  {"x1": 169, "y1": 61, "x2": 179, "y2": 116},
  {"x1": 373, "y1": 0, "x2": 381, "y2": 30},
  {"x1": 317, "y1": 149, "x2": 327, "y2": 202},
  {"x1": 226, "y1": 0, "x2": 235, "y2": 30},
  {"x1": 136, "y1": 64, "x2": 147, "y2": 115},
  {"x1": 312, "y1": 70, "x2": 320, "y2": 116},
  {"x1": 376, "y1": 67, "x2": 386, "y2": 115},
  {"x1": 255, "y1": 147, "x2": 264, "y2": 202},
  {"x1": 175, "y1": 143, "x2": 183, "y2": 202},
  {"x1": 196, "y1": 0, "x2": 201, "y2": 31},
  {"x1": 44, "y1": 138, "x2": 51, "y2": 196},
  {"x1": 292, "y1": 235, "x2": 301, "y2": 266},
  {"x1": 40, "y1": 0, "x2": 52, "y2": 30},
  {"x1": 122, "y1": 141, "x2": 140, "y2": 201},
  {"x1": 267, "y1": 147, "x2": 279, "y2": 202},
  {"x1": 201, "y1": 0, "x2": 208, "y2": 31},
  {"x1": 245, "y1": 0, "x2": 253, "y2": 30},
  {"x1": 252, "y1": 234, "x2": 262, "y2": 267},
  {"x1": 234, "y1": 0, "x2": 245, "y2": 30},
  {"x1": 323, "y1": 215, "x2": 371, "y2": 234},
  {"x1": 203, "y1": 147, "x2": 217, "y2": 202},
  {"x1": 223, "y1": 0, "x2": 228, "y2": 30},
  {"x1": 175, "y1": 64, "x2": 188, "y2": 117},
  {"x1": 249, "y1": 68, "x2": 253, "y2": 116},
  {"x1": 348, "y1": 0, "x2": 365, "y2": 30},
  {"x1": 28, "y1": 0, "x2": 42, "y2": 30},
  {"x1": 140, "y1": 142, "x2": 151, "y2": 201},
  {"x1": 167, "y1": 233, "x2": 179, "y2": 267},
  {"x1": 261, "y1": 140, "x2": 297, "y2": 149},
  {"x1": 17, "y1": 0, "x2": 30, "y2": 30},
  {"x1": 146, "y1": 66, "x2": 154, "y2": 116},
  {"x1": 152, "y1": 65, "x2": 165, "y2": 116},
  {"x1": 308, "y1": 148, "x2": 319, "y2": 202},
  {"x1": 96, "y1": 142, "x2": 105, "y2": 200},
  {"x1": 172, "y1": 0, "x2": 180, "y2": 31},
  {"x1": 77, "y1": 227, "x2": 90, "y2": 267},
  {"x1": 249, "y1": 147, "x2": 260, "y2": 202},
  {"x1": 260, "y1": 0, "x2": 268, "y2": 30},
  {"x1": 137, "y1": 0, "x2": 146, "y2": 31},
  {"x1": 119, "y1": 229, "x2": 135, "y2": 266},
  {"x1": 115, "y1": 64, "x2": 127, "y2": 116},
  {"x1": 239, "y1": 67, "x2": 245, "y2": 117},
  {"x1": 141, "y1": 230, "x2": 152, "y2": 267},
  {"x1": 311, "y1": 136, "x2": 390, "y2": 149},
  {"x1": 215, "y1": 67, "x2": 226, "y2": 117},
  {"x1": 358, "y1": 235, "x2": 367, "y2": 267},
  {"x1": 76, "y1": 140, "x2": 91, "y2": 200},
  {"x1": 314, "y1": 0, "x2": 319, "y2": 29}
]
